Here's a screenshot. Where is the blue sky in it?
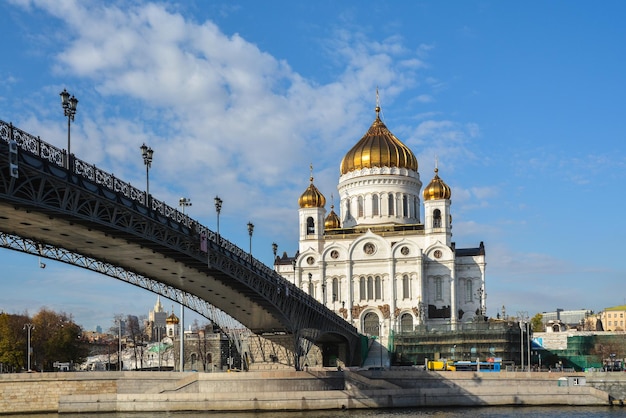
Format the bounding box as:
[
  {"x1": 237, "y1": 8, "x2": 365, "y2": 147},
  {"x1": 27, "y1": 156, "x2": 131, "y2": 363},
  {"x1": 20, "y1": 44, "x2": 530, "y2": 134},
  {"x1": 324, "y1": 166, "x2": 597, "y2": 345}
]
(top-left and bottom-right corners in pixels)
[{"x1": 1, "y1": 0, "x2": 625, "y2": 331}]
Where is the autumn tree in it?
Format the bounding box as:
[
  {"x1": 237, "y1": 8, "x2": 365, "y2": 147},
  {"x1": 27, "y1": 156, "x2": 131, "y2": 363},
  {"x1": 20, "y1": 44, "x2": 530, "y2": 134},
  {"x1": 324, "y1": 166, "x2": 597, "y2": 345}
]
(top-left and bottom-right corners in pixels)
[
  {"x1": 32, "y1": 308, "x2": 88, "y2": 371},
  {"x1": 0, "y1": 312, "x2": 29, "y2": 372}
]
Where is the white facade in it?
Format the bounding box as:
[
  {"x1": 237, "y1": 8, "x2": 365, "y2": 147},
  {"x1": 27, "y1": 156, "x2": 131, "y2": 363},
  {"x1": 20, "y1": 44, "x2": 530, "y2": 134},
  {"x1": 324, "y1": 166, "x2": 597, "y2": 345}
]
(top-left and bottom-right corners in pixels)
[{"x1": 275, "y1": 106, "x2": 486, "y2": 350}]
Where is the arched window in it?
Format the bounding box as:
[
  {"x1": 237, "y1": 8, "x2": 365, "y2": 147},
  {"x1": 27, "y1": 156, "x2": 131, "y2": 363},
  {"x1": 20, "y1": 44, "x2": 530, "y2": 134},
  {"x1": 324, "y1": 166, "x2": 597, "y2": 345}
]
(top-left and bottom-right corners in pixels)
[
  {"x1": 367, "y1": 276, "x2": 374, "y2": 300},
  {"x1": 332, "y1": 278, "x2": 339, "y2": 302},
  {"x1": 435, "y1": 277, "x2": 443, "y2": 300},
  {"x1": 400, "y1": 313, "x2": 413, "y2": 333},
  {"x1": 358, "y1": 196, "x2": 364, "y2": 217},
  {"x1": 388, "y1": 194, "x2": 395, "y2": 216},
  {"x1": 375, "y1": 276, "x2": 382, "y2": 300},
  {"x1": 306, "y1": 217, "x2": 315, "y2": 234},
  {"x1": 465, "y1": 280, "x2": 473, "y2": 303},
  {"x1": 363, "y1": 312, "x2": 381, "y2": 336},
  {"x1": 372, "y1": 194, "x2": 379, "y2": 216},
  {"x1": 433, "y1": 209, "x2": 442, "y2": 228},
  {"x1": 402, "y1": 195, "x2": 408, "y2": 217},
  {"x1": 402, "y1": 275, "x2": 410, "y2": 299},
  {"x1": 414, "y1": 197, "x2": 418, "y2": 220},
  {"x1": 359, "y1": 277, "x2": 366, "y2": 301}
]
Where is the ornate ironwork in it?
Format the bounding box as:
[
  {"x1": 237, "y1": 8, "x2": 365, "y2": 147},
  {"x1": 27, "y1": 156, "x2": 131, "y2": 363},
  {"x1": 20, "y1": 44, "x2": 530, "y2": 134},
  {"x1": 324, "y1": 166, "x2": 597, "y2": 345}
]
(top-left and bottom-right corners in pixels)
[
  {"x1": 0, "y1": 119, "x2": 363, "y2": 368},
  {"x1": 0, "y1": 232, "x2": 247, "y2": 340}
]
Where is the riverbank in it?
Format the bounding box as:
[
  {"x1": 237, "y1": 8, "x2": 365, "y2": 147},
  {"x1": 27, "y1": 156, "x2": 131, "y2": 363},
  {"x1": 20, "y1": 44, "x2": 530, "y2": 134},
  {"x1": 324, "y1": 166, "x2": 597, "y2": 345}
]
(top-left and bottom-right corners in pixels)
[{"x1": 1, "y1": 369, "x2": 624, "y2": 414}]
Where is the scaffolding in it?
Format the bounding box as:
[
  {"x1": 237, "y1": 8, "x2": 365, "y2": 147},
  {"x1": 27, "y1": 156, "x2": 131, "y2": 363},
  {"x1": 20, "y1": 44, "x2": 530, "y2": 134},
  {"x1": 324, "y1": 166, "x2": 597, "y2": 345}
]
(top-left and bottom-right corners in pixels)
[{"x1": 392, "y1": 320, "x2": 525, "y2": 367}]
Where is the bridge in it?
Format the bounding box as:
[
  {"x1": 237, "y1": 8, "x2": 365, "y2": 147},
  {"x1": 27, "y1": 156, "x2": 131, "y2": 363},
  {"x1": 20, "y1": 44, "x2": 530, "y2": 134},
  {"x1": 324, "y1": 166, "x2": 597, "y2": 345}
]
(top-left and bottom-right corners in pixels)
[{"x1": 0, "y1": 120, "x2": 364, "y2": 369}]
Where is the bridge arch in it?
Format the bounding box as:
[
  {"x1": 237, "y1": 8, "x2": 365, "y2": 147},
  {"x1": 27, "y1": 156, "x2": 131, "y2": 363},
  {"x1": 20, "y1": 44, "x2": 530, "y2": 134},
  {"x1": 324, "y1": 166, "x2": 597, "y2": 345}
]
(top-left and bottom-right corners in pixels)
[{"x1": 0, "y1": 120, "x2": 364, "y2": 369}]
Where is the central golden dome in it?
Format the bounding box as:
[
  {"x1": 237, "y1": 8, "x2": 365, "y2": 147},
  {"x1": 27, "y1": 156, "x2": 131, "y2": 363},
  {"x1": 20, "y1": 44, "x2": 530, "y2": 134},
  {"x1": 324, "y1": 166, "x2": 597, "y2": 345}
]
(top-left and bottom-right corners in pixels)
[{"x1": 340, "y1": 106, "x2": 418, "y2": 175}]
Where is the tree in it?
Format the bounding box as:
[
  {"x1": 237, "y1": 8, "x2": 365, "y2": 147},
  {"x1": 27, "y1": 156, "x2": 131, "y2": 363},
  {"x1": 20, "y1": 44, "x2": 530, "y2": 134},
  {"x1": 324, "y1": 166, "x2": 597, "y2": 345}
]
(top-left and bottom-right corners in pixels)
[
  {"x1": 125, "y1": 314, "x2": 146, "y2": 370},
  {"x1": 530, "y1": 313, "x2": 544, "y2": 332},
  {"x1": 0, "y1": 312, "x2": 29, "y2": 372},
  {"x1": 32, "y1": 308, "x2": 88, "y2": 371}
]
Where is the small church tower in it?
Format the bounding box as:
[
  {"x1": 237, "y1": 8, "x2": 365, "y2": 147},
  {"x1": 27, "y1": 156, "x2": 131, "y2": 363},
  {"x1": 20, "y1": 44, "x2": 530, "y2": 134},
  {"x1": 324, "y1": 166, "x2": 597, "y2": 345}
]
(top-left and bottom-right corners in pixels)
[{"x1": 298, "y1": 165, "x2": 326, "y2": 253}]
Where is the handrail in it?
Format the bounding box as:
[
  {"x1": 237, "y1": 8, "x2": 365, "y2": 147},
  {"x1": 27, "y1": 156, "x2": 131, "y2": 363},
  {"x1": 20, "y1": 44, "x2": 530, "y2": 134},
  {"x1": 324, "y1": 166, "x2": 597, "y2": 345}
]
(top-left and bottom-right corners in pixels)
[{"x1": 0, "y1": 119, "x2": 358, "y2": 336}]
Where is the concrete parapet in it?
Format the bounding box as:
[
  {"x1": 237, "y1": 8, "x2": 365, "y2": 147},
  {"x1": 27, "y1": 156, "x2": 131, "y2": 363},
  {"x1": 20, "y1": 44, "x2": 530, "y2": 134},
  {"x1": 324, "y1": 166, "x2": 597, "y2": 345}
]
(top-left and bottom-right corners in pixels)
[{"x1": 0, "y1": 369, "x2": 619, "y2": 414}]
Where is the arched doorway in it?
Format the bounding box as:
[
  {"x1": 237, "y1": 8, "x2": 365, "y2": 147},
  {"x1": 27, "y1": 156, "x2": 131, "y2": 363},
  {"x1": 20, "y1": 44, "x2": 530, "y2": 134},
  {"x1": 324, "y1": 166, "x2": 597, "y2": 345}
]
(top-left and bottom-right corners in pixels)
[
  {"x1": 400, "y1": 313, "x2": 414, "y2": 333},
  {"x1": 363, "y1": 312, "x2": 381, "y2": 336}
]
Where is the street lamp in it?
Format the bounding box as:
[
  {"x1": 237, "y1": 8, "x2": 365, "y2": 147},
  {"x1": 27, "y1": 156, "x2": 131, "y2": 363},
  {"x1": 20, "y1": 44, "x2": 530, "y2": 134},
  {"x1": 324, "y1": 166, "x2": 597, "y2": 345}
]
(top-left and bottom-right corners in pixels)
[
  {"x1": 247, "y1": 222, "x2": 254, "y2": 261},
  {"x1": 321, "y1": 281, "x2": 326, "y2": 306},
  {"x1": 214, "y1": 196, "x2": 222, "y2": 237},
  {"x1": 60, "y1": 89, "x2": 78, "y2": 169},
  {"x1": 23, "y1": 323, "x2": 34, "y2": 371},
  {"x1": 272, "y1": 242, "x2": 278, "y2": 261},
  {"x1": 179, "y1": 197, "x2": 192, "y2": 215},
  {"x1": 517, "y1": 311, "x2": 528, "y2": 371},
  {"x1": 140, "y1": 143, "x2": 154, "y2": 199},
  {"x1": 115, "y1": 319, "x2": 123, "y2": 371}
]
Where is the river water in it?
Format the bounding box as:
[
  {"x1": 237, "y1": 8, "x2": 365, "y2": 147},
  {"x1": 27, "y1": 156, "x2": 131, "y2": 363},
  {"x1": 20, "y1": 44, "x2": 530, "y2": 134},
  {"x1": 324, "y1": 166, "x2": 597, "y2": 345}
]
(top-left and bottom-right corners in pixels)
[{"x1": 12, "y1": 406, "x2": 625, "y2": 417}]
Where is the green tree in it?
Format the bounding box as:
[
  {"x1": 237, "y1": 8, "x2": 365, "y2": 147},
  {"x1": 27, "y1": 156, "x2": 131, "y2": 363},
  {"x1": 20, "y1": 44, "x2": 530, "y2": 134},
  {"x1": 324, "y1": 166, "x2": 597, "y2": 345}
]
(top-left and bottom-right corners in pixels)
[{"x1": 531, "y1": 313, "x2": 544, "y2": 332}]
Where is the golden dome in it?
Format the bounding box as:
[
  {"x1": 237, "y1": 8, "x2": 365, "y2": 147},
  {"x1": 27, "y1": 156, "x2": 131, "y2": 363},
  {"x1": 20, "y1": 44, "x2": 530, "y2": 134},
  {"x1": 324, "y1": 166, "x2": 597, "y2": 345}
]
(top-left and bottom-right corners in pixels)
[
  {"x1": 324, "y1": 205, "x2": 341, "y2": 229},
  {"x1": 166, "y1": 312, "x2": 179, "y2": 324},
  {"x1": 423, "y1": 167, "x2": 451, "y2": 201},
  {"x1": 340, "y1": 106, "x2": 418, "y2": 175},
  {"x1": 298, "y1": 176, "x2": 326, "y2": 208}
]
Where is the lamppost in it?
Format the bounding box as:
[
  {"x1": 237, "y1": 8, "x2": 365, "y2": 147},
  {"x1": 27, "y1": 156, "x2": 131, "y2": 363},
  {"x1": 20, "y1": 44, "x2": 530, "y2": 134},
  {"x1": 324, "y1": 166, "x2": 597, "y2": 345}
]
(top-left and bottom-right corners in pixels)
[
  {"x1": 214, "y1": 196, "x2": 222, "y2": 238},
  {"x1": 272, "y1": 242, "x2": 278, "y2": 261},
  {"x1": 140, "y1": 143, "x2": 154, "y2": 199},
  {"x1": 247, "y1": 221, "x2": 254, "y2": 261},
  {"x1": 23, "y1": 323, "x2": 34, "y2": 371},
  {"x1": 517, "y1": 311, "x2": 528, "y2": 371},
  {"x1": 321, "y1": 281, "x2": 326, "y2": 306},
  {"x1": 115, "y1": 319, "x2": 123, "y2": 371},
  {"x1": 157, "y1": 326, "x2": 162, "y2": 372},
  {"x1": 60, "y1": 89, "x2": 78, "y2": 170},
  {"x1": 179, "y1": 197, "x2": 192, "y2": 215}
]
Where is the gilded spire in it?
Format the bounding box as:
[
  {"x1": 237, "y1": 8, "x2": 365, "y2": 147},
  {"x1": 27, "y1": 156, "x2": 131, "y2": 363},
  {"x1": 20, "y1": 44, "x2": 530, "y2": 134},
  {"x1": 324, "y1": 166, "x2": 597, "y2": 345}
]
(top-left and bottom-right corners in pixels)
[
  {"x1": 423, "y1": 163, "x2": 451, "y2": 201},
  {"x1": 298, "y1": 164, "x2": 326, "y2": 208},
  {"x1": 375, "y1": 87, "x2": 381, "y2": 118},
  {"x1": 324, "y1": 193, "x2": 341, "y2": 229}
]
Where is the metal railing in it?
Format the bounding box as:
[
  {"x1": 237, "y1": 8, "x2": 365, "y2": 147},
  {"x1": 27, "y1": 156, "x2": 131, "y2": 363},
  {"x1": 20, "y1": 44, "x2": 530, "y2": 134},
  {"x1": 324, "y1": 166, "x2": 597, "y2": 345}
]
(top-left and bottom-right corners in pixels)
[{"x1": 0, "y1": 119, "x2": 358, "y2": 337}]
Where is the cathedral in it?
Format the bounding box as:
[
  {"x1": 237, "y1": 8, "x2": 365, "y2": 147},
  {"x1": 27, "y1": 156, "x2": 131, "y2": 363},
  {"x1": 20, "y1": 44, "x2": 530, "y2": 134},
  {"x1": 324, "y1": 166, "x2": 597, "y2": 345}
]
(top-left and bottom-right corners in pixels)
[{"x1": 275, "y1": 103, "x2": 486, "y2": 350}]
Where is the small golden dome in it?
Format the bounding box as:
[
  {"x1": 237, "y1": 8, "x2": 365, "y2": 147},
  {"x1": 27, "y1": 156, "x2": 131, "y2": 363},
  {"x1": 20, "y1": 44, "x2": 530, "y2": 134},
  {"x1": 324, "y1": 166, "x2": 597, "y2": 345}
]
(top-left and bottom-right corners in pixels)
[
  {"x1": 298, "y1": 176, "x2": 326, "y2": 208},
  {"x1": 340, "y1": 106, "x2": 418, "y2": 175},
  {"x1": 166, "y1": 312, "x2": 179, "y2": 324},
  {"x1": 423, "y1": 167, "x2": 451, "y2": 201},
  {"x1": 324, "y1": 205, "x2": 341, "y2": 229}
]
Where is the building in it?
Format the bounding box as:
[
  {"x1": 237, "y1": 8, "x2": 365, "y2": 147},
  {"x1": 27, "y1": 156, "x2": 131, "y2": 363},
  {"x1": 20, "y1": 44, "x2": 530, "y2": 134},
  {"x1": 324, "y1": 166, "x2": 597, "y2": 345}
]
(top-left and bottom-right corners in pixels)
[
  {"x1": 600, "y1": 305, "x2": 626, "y2": 331},
  {"x1": 275, "y1": 103, "x2": 487, "y2": 358},
  {"x1": 540, "y1": 309, "x2": 595, "y2": 332},
  {"x1": 145, "y1": 296, "x2": 168, "y2": 342}
]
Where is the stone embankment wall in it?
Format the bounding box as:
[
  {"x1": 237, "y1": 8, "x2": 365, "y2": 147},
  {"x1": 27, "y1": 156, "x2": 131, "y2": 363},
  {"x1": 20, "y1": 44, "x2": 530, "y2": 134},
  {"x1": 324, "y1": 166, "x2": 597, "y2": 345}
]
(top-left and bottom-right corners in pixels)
[{"x1": 0, "y1": 369, "x2": 621, "y2": 414}]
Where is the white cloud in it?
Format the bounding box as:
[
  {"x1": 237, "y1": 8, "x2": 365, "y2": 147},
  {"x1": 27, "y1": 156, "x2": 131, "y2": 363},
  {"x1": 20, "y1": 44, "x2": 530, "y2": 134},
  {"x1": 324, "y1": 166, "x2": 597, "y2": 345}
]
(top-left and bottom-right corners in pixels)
[{"x1": 7, "y1": 0, "x2": 488, "y2": 259}]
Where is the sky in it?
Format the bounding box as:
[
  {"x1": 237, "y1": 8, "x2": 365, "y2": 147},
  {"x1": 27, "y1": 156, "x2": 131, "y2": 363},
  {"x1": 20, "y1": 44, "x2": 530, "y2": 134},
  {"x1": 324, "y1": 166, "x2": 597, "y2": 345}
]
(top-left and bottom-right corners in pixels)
[{"x1": 1, "y1": 0, "x2": 626, "y2": 332}]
